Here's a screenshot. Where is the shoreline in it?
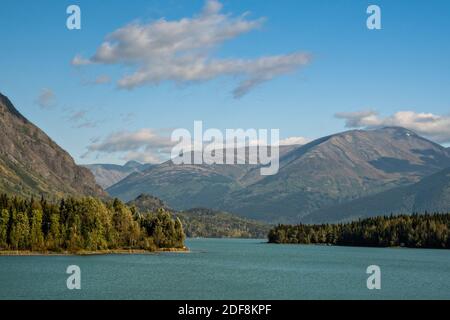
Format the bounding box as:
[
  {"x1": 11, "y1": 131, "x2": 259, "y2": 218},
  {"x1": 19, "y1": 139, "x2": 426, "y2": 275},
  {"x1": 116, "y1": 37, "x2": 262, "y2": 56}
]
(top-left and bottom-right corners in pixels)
[
  {"x1": 267, "y1": 241, "x2": 450, "y2": 250},
  {"x1": 0, "y1": 247, "x2": 189, "y2": 256}
]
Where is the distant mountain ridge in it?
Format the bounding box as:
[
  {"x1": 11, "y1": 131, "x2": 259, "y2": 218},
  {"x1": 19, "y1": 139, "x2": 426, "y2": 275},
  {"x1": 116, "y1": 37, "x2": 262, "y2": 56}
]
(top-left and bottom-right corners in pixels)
[
  {"x1": 83, "y1": 161, "x2": 153, "y2": 188},
  {"x1": 0, "y1": 92, "x2": 105, "y2": 198},
  {"x1": 305, "y1": 166, "x2": 450, "y2": 223},
  {"x1": 107, "y1": 145, "x2": 297, "y2": 208},
  {"x1": 108, "y1": 127, "x2": 450, "y2": 223}
]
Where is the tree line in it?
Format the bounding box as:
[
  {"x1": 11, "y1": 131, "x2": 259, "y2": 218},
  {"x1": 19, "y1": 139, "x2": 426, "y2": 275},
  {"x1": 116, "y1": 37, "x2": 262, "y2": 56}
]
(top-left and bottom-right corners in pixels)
[
  {"x1": 268, "y1": 214, "x2": 450, "y2": 249},
  {"x1": 0, "y1": 194, "x2": 185, "y2": 252}
]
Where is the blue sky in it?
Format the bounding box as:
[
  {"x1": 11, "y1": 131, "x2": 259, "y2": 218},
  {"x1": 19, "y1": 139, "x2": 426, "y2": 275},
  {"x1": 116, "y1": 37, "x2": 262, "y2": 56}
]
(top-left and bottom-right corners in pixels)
[{"x1": 1, "y1": 0, "x2": 450, "y2": 164}]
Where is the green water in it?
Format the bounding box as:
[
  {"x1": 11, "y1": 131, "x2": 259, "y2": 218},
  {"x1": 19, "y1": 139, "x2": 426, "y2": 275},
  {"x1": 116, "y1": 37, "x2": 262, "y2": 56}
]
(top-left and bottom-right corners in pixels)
[{"x1": 0, "y1": 238, "x2": 449, "y2": 299}]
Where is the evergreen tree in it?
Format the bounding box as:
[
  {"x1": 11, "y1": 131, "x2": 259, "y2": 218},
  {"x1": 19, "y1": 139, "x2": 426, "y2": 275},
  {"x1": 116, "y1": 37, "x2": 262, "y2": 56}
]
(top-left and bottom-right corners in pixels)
[
  {"x1": 0, "y1": 194, "x2": 186, "y2": 252},
  {"x1": 29, "y1": 209, "x2": 45, "y2": 251},
  {"x1": 9, "y1": 211, "x2": 30, "y2": 250},
  {"x1": 268, "y1": 213, "x2": 450, "y2": 249},
  {"x1": 0, "y1": 209, "x2": 10, "y2": 249},
  {"x1": 46, "y1": 213, "x2": 61, "y2": 251}
]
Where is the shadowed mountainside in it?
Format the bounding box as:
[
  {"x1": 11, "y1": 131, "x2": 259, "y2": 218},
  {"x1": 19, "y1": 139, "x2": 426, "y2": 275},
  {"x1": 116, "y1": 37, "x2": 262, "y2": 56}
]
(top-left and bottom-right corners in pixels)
[
  {"x1": 0, "y1": 92, "x2": 105, "y2": 198},
  {"x1": 305, "y1": 166, "x2": 450, "y2": 223},
  {"x1": 109, "y1": 127, "x2": 450, "y2": 223}
]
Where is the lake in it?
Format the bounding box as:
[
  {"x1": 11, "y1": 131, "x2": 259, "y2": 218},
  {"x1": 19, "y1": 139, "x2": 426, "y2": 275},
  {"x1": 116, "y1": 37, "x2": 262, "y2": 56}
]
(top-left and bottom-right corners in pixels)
[{"x1": 0, "y1": 238, "x2": 449, "y2": 299}]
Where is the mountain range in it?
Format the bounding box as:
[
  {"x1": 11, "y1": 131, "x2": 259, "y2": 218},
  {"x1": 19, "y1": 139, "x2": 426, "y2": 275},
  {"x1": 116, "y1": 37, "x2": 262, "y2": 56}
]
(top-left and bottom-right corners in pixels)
[
  {"x1": 83, "y1": 161, "x2": 153, "y2": 188},
  {"x1": 106, "y1": 127, "x2": 450, "y2": 223},
  {"x1": 2, "y1": 90, "x2": 449, "y2": 224},
  {"x1": 0, "y1": 92, "x2": 105, "y2": 198}
]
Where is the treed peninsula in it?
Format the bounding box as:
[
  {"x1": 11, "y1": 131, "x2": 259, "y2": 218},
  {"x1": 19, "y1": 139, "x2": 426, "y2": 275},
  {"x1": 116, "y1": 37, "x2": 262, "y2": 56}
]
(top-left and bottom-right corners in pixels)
[
  {"x1": 0, "y1": 194, "x2": 186, "y2": 255},
  {"x1": 268, "y1": 214, "x2": 450, "y2": 249}
]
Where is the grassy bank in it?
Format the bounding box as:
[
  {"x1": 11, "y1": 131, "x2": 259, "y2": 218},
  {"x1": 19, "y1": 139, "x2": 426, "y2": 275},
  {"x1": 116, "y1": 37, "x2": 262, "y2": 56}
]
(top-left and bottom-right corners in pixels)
[{"x1": 0, "y1": 246, "x2": 189, "y2": 256}]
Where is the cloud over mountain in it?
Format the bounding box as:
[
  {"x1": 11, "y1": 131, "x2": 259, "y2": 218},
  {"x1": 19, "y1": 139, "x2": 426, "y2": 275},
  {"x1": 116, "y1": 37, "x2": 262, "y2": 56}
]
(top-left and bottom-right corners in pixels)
[
  {"x1": 84, "y1": 126, "x2": 310, "y2": 164},
  {"x1": 83, "y1": 128, "x2": 175, "y2": 163},
  {"x1": 336, "y1": 110, "x2": 450, "y2": 143}
]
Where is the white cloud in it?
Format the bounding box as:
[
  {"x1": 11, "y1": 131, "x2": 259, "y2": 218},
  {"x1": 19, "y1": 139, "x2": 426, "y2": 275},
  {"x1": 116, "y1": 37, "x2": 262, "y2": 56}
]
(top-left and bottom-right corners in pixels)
[
  {"x1": 87, "y1": 128, "x2": 174, "y2": 153},
  {"x1": 83, "y1": 128, "x2": 175, "y2": 163},
  {"x1": 279, "y1": 136, "x2": 311, "y2": 146},
  {"x1": 245, "y1": 136, "x2": 310, "y2": 147},
  {"x1": 35, "y1": 88, "x2": 56, "y2": 109},
  {"x1": 122, "y1": 151, "x2": 166, "y2": 164},
  {"x1": 72, "y1": 0, "x2": 311, "y2": 98},
  {"x1": 71, "y1": 55, "x2": 92, "y2": 66},
  {"x1": 336, "y1": 110, "x2": 450, "y2": 143}
]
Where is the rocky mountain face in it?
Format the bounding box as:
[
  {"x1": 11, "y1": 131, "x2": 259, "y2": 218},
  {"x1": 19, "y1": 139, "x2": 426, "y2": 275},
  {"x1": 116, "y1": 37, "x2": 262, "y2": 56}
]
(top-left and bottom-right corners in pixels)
[
  {"x1": 223, "y1": 127, "x2": 450, "y2": 222},
  {"x1": 0, "y1": 92, "x2": 105, "y2": 198},
  {"x1": 108, "y1": 127, "x2": 450, "y2": 223},
  {"x1": 306, "y1": 166, "x2": 450, "y2": 223},
  {"x1": 83, "y1": 161, "x2": 153, "y2": 189}
]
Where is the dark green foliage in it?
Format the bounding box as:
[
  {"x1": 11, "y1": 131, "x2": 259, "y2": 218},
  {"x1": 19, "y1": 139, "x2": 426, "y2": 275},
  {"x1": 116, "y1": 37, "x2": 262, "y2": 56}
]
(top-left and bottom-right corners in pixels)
[
  {"x1": 128, "y1": 194, "x2": 271, "y2": 238},
  {"x1": 141, "y1": 210, "x2": 185, "y2": 248},
  {"x1": 0, "y1": 194, "x2": 185, "y2": 252},
  {"x1": 268, "y1": 213, "x2": 450, "y2": 249},
  {"x1": 178, "y1": 208, "x2": 270, "y2": 238}
]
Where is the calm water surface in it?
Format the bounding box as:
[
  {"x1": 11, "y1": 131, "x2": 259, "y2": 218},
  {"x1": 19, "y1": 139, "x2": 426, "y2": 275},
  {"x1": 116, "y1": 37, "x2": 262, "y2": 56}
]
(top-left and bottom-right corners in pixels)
[{"x1": 0, "y1": 238, "x2": 449, "y2": 299}]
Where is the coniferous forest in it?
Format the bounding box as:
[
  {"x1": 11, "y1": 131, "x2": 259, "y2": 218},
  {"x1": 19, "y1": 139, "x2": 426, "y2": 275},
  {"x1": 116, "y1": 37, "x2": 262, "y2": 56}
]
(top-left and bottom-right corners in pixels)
[
  {"x1": 268, "y1": 214, "x2": 450, "y2": 249},
  {"x1": 0, "y1": 194, "x2": 185, "y2": 253}
]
